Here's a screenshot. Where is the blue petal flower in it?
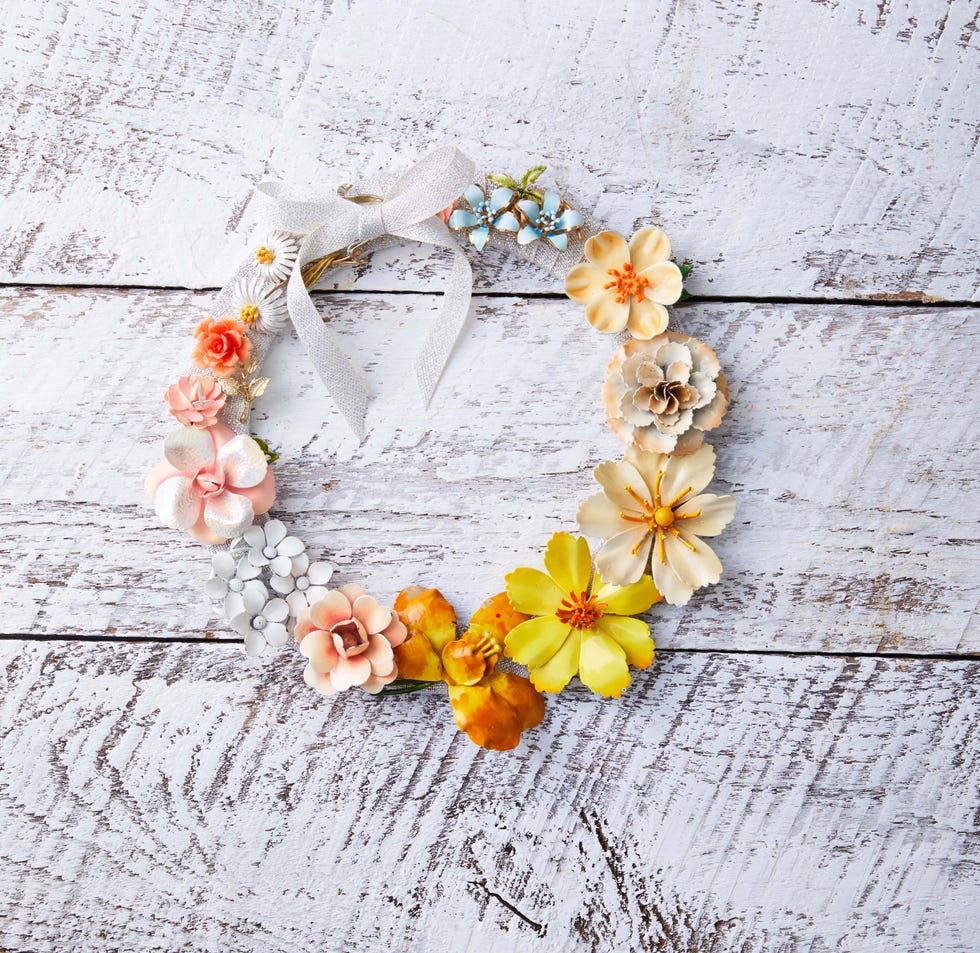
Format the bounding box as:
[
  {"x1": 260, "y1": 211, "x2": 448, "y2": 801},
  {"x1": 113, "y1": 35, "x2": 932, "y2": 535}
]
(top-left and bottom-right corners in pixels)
[
  {"x1": 547, "y1": 231, "x2": 569, "y2": 251},
  {"x1": 469, "y1": 225, "x2": 491, "y2": 251},
  {"x1": 556, "y1": 209, "x2": 584, "y2": 232},
  {"x1": 541, "y1": 191, "x2": 562, "y2": 215},
  {"x1": 493, "y1": 210, "x2": 521, "y2": 232},
  {"x1": 489, "y1": 187, "x2": 514, "y2": 214},
  {"x1": 516, "y1": 199, "x2": 540, "y2": 225},
  {"x1": 449, "y1": 209, "x2": 479, "y2": 230},
  {"x1": 517, "y1": 224, "x2": 541, "y2": 245},
  {"x1": 464, "y1": 184, "x2": 486, "y2": 212}
]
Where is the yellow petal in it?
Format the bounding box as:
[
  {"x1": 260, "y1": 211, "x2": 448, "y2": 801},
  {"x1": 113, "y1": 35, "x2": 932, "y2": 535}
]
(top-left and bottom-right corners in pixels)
[
  {"x1": 441, "y1": 639, "x2": 487, "y2": 686},
  {"x1": 585, "y1": 289, "x2": 629, "y2": 334},
  {"x1": 584, "y1": 230, "x2": 630, "y2": 270},
  {"x1": 528, "y1": 628, "x2": 581, "y2": 693},
  {"x1": 505, "y1": 567, "x2": 565, "y2": 616},
  {"x1": 594, "y1": 573, "x2": 660, "y2": 615},
  {"x1": 638, "y1": 261, "x2": 683, "y2": 305},
  {"x1": 628, "y1": 226, "x2": 671, "y2": 271},
  {"x1": 393, "y1": 586, "x2": 457, "y2": 653},
  {"x1": 505, "y1": 615, "x2": 571, "y2": 669},
  {"x1": 543, "y1": 532, "x2": 592, "y2": 595},
  {"x1": 578, "y1": 632, "x2": 631, "y2": 698},
  {"x1": 392, "y1": 633, "x2": 444, "y2": 681},
  {"x1": 467, "y1": 591, "x2": 530, "y2": 645},
  {"x1": 448, "y1": 682, "x2": 523, "y2": 751},
  {"x1": 487, "y1": 671, "x2": 546, "y2": 732},
  {"x1": 565, "y1": 262, "x2": 609, "y2": 304},
  {"x1": 627, "y1": 298, "x2": 669, "y2": 339},
  {"x1": 597, "y1": 615, "x2": 654, "y2": 669}
]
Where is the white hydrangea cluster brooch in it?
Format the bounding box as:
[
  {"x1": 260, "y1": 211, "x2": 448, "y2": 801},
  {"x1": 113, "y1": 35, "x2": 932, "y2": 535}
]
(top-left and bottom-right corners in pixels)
[{"x1": 145, "y1": 146, "x2": 735, "y2": 751}]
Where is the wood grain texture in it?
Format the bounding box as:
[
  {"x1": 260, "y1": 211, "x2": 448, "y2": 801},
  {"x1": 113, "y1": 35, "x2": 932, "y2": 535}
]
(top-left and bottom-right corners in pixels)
[
  {"x1": 1, "y1": 0, "x2": 976, "y2": 299},
  {"x1": 1, "y1": 638, "x2": 977, "y2": 952},
  {"x1": 1, "y1": 287, "x2": 977, "y2": 653}
]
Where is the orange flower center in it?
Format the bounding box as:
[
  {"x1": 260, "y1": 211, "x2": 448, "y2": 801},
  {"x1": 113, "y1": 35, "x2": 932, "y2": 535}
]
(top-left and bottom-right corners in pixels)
[
  {"x1": 255, "y1": 246, "x2": 274, "y2": 265},
  {"x1": 240, "y1": 304, "x2": 260, "y2": 324},
  {"x1": 604, "y1": 262, "x2": 649, "y2": 304},
  {"x1": 555, "y1": 590, "x2": 606, "y2": 630}
]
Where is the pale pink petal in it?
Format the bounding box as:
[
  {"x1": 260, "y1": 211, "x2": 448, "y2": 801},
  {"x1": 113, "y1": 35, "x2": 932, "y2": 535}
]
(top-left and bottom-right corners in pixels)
[
  {"x1": 203, "y1": 490, "x2": 255, "y2": 540},
  {"x1": 234, "y1": 469, "x2": 276, "y2": 518},
  {"x1": 594, "y1": 527, "x2": 652, "y2": 586},
  {"x1": 361, "y1": 669, "x2": 397, "y2": 694},
  {"x1": 217, "y1": 435, "x2": 268, "y2": 489},
  {"x1": 352, "y1": 595, "x2": 391, "y2": 635},
  {"x1": 381, "y1": 614, "x2": 407, "y2": 648},
  {"x1": 338, "y1": 583, "x2": 365, "y2": 603},
  {"x1": 365, "y1": 634, "x2": 395, "y2": 676},
  {"x1": 330, "y1": 654, "x2": 372, "y2": 690},
  {"x1": 309, "y1": 590, "x2": 353, "y2": 630},
  {"x1": 303, "y1": 664, "x2": 338, "y2": 696},
  {"x1": 153, "y1": 475, "x2": 201, "y2": 531},
  {"x1": 628, "y1": 226, "x2": 671, "y2": 271},
  {"x1": 300, "y1": 630, "x2": 339, "y2": 673},
  {"x1": 144, "y1": 460, "x2": 180, "y2": 499},
  {"x1": 163, "y1": 427, "x2": 215, "y2": 474}
]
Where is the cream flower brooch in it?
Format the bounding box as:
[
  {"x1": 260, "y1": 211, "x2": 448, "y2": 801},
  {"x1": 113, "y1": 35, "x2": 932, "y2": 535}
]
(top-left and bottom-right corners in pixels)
[{"x1": 143, "y1": 147, "x2": 735, "y2": 753}]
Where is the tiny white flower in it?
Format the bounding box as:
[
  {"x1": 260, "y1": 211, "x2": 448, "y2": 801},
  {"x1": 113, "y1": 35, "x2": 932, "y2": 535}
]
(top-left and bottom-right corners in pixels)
[
  {"x1": 230, "y1": 276, "x2": 288, "y2": 335},
  {"x1": 253, "y1": 231, "x2": 298, "y2": 283},
  {"x1": 227, "y1": 579, "x2": 290, "y2": 656},
  {"x1": 243, "y1": 519, "x2": 306, "y2": 576},
  {"x1": 205, "y1": 550, "x2": 264, "y2": 619},
  {"x1": 270, "y1": 554, "x2": 334, "y2": 618}
]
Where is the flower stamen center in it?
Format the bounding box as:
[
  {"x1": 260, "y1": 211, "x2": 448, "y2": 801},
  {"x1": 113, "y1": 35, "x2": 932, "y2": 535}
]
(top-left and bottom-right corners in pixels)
[
  {"x1": 240, "y1": 304, "x2": 260, "y2": 324},
  {"x1": 620, "y1": 476, "x2": 702, "y2": 563},
  {"x1": 255, "y1": 246, "x2": 274, "y2": 265},
  {"x1": 604, "y1": 262, "x2": 650, "y2": 304},
  {"x1": 555, "y1": 590, "x2": 606, "y2": 629}
]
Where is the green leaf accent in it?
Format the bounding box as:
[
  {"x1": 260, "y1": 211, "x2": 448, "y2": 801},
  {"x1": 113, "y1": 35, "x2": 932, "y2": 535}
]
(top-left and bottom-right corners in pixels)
[
  {"x1": 678, "y1": 263, "x2": 693, "y2": 279},
  {"x1": 375, "y1": 678, "x2": 441, "y2": 697},
  {"x1": 251, "y1": 436, "x2": 280, "y2": 465},
  {"x1": 488, "y1": 173, "x2": 520, "y2": 190},
  {"x1": 522, "y1": 164, "x2": 547, "y2": 185},
  {"x1": 679, "y1": 288, "x2": 692, "y2": 301}
]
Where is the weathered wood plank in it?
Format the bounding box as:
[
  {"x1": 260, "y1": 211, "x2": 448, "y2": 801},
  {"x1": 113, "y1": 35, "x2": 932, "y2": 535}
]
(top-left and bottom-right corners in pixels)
[
  {"x1": 1, "y1": 0, "x2": 976, "y2": 299},
  {"x1": 0, "y1": 288, "x2": 977, "y2": 653},
  {"x1": 0, "y1": 639, "x2": 976, "y2": 951}
]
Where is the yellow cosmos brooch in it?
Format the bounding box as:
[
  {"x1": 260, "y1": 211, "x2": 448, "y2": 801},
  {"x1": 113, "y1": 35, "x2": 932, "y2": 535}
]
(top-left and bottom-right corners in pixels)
[{"x1": 145, "y1": 146, "x2": 735, "y2": 751}]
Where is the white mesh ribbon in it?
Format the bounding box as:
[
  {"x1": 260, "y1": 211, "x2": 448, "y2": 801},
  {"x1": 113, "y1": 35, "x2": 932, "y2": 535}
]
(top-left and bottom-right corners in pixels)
[{"x1": 253, "y1": 146, "x2": 478, "y2": 439}]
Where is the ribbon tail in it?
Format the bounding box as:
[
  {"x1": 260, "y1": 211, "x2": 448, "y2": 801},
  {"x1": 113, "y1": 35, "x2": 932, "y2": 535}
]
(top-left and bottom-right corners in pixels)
[
  {"x1": 397, "y1": 218, "x2": 474, "y2": 408},
  {"x1": 286, "y1": 238, "x2": 370, "y2": 440}
]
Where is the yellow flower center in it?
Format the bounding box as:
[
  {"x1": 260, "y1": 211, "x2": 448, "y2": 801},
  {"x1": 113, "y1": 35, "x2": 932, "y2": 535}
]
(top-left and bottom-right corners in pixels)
[
  {"x1": 621, "y1": 473, "x2": 703, "y2": 564},
  {"x1": 255, "y1": 246, "x2": 274, "y2": 265},
  {"x1": 239, "y1": 304, "x2": 260, "y2": 324},
  {"x1": 604, "y1": 262, "x2": 650, "y2": 304},
  {"x1": 555, "y1": 591, "x2": 606, "y2": 630}
]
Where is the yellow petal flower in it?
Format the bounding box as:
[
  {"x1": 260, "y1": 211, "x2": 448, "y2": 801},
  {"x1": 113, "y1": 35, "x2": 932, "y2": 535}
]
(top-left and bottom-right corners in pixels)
[
  {"x1": 597, "y1": 615, "x2": 654, "y2": 669},
  {"x1": 505, "y1": 567, "x2": 565, "y2": 616},
  {"x1": 505, "y1": 615, "x2": 571, "y2": 669},
  {"x1": 593, "y1": 573, "x2": 660, "y2": 615},
  {"x1": 529, "y1": 628, "x2": 581, "y2": 693},
  {"x1": 578, "y1": 632, "x2": 631, "y2": 698},
  {"x1": 543, "y1": 531, "x2": 592, "y2": 595}
]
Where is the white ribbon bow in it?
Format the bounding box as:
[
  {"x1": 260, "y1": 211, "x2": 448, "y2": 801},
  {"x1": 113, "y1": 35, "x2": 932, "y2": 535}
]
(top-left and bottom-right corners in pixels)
[{"x1": 254, "y1": 146, "x2": 477, "y2": 440}]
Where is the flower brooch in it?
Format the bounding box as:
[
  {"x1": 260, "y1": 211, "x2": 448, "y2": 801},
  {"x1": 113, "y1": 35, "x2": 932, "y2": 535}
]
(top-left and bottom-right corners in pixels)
[{"x1": 144, "y1": 158, "x2": 736, "y2": 752}]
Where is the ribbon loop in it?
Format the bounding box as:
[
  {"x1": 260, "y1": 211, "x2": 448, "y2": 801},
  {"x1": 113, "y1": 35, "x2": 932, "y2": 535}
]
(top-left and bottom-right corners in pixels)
[{"x1": 253, "y1": 145, "x2": 477, "y2": 440}]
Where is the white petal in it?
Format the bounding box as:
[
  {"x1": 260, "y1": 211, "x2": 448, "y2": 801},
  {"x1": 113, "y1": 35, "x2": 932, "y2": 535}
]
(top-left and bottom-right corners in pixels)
[
  {"x1": 204, "y1": 491, "x2": 255, "y2": 540},
  {"x1": 623, "y1": 446, "x2": 670, "y2": 497},
  {"x1": 651, "y1": 553, "x2": 694, "y2": 606},
  {"x1": 306, "y1": 562, "x2": 333, "y2": 586},
  {"x1": 154, "y1": 476, "x2": 199, "y2": 531},
  {"x1": 659, "y1": 444, "x2": 716, "y2": 506},
  {"x1": 594, "y1": 527, "x2": 652, "y2": 586},
  {"x1": 594, "y1": 460, "x2": 650, "y2": 511},
  {"x1": 247, "y1": 548, "x2": 269, "y2": 568},
  {"x1": 291, "y1": 552, "x2": 310, "y2": 576},
  {"x1": 263, "y1": 519, "x2": 287, "y2": 546},
  {"x1": 243, "y1": 526, "x2": 265, "y2": 549},
  {"x1": 269, "y1": 554, "x2": 293, "y2": 576},
  {"x1": 242, "y1": 580, "x2": 269, "y2": 615},
  {"x1": 244, "y1": 629, "x2": 265, "y2": 656},
  {"x1": 305, "y1": 586, "x2": 329, "y2": 605},
  {"x1": 676, "y1": 494, "x2": 736, "y2": 537},
  {"x1": 270, "y1": 574, "x2": 295, "y2": 595},
  {"x1": 665, "y1": 533, "x2": 723, "y2": 588},
  {"x1": 204, "y1": 576, "x2": 229, "y2": 600},
  {"x1": 163, "y1": 427, "x2": 214, "y2": 473},
  {"x1": 223, "y1": 592, "x2": 245, "y2": 619},
  {"x1": 277, "y1": 536, "x2": 305, "y2": 558},
  {"x1": 217, "y1": 435, "x2": 267, "y2": 489},
  {"x1": 286, "y1": 590, "x2": 311, "y2": 618},
  {"x1": 264, "y1": 598, "x2": 289, "y2": 623},
  {"x1": 577, "y1": 492, "x2": 631, "y2": 539},
  {"x1": 230, "y1": 611, "x2": 253, "y2": 636},
  {"x1": 236, "y1": 560, "x2": 262, "y2": 581},
  {"x1": 211, "y1": 552, "x2": 236, "y2": 580},
  {"x1": 265, "y1": 623, "x2": 289, "y2": 648}
]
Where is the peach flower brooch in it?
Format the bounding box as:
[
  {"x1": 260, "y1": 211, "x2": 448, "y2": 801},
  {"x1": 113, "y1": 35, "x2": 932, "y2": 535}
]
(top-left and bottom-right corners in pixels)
[{"x1": 145, "y1": 146, "x2": 735, "y2": 751}]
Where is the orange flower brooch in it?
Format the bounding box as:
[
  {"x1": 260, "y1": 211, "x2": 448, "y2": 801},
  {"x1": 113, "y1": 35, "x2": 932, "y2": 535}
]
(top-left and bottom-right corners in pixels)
[{"x1": 145, "y1": 147, "x2": 735, "y2": 750}]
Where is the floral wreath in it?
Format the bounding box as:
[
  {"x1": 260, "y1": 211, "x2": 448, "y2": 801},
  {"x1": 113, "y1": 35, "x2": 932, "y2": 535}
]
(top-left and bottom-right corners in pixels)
[{"x1": 145, "y1": 147, "x2": 735, "y2": 751}]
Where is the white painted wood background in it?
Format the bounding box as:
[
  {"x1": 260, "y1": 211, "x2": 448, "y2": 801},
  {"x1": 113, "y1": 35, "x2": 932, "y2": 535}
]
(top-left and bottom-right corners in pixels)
[{"x1": 0, "y1": 1, "x2": 978, "y2": 951}]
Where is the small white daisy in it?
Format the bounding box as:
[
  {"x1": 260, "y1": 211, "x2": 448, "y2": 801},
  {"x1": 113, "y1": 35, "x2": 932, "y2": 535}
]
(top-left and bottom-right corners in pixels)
[
  {"x1": 230, "y1": 276, "x2": 288, "y2": 334},
  {"x1": 253, "y1": 231, "x2": 298, "y2": 283}
]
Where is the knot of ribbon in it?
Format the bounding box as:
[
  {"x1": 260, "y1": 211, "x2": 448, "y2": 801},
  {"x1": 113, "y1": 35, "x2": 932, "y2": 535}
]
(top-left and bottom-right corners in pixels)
[{"x1": 253, "y1": 146, "x2": 478, "y2": 440}]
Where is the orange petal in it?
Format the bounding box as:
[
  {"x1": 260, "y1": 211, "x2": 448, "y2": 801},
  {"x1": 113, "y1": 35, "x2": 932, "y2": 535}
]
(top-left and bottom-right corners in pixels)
[
  {"x1": 392, "y1": 633, "x2": 444, "y2": 681},
  {"x1": 486, "y1": 671, "x2": 546, "y2": 732},
  {"x1": 468, "y1": 592, "x2": 530, "y2": 645},
  {"x1": 442, "y1": 639, "x2": 487, "y2": 686},
  {"x1": 393, "y1": 586, "x2": 458, "y2": 653},
  {"x1": 448, "y1": 683, "x2": 524, "y2": 750}
]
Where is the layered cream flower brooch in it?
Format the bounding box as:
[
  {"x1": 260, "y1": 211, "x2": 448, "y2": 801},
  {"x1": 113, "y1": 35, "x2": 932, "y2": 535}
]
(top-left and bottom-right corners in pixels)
[{"x1": 145, "y1": 147, "x2": 735, "y2": 751}]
